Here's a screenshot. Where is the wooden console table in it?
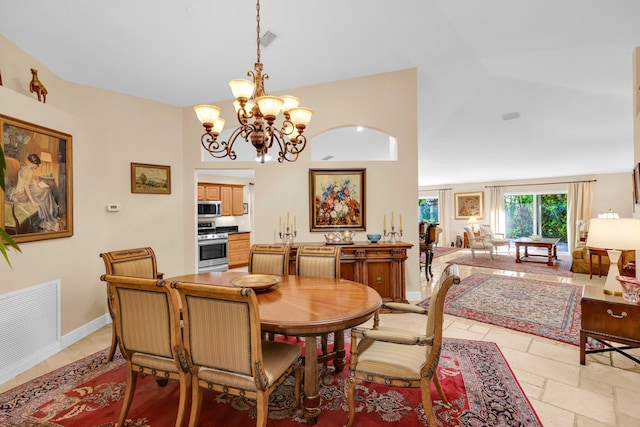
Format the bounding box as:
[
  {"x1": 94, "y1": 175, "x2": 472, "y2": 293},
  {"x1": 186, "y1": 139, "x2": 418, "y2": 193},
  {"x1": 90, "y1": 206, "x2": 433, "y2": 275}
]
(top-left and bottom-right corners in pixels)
[
  {"x1": 580, "y1": 285, "x2": 640, "y2": 365},
  {"x1": 287, "y1": 241, "x2": 412, "y2": 304}
]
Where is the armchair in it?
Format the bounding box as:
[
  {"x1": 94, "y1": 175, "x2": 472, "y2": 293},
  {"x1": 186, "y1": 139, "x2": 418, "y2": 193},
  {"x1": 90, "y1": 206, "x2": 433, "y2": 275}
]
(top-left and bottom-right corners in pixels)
[
  {"x1": 343, "y1": 264, "x2": 461, "y2": 427},
  {"x1": 464, "y1": 226, "x2": 494, "y2": 259},
  {"x1": 479, "y1": 224, "x2": 510, "y2": 254}
]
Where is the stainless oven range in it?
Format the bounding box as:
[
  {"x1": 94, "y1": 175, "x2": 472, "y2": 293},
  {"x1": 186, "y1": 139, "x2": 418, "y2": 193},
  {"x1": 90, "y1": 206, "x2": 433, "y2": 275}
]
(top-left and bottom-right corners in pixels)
[{"x1": 197, "y1": 221, "x2": 228, "y2": 272}]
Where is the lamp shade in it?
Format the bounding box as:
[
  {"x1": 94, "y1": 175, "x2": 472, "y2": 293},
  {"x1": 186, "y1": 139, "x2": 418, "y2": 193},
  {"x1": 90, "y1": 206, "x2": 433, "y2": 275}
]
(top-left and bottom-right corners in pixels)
[
  {"x1": 256, "y1": 96, "x2": 284, "y2": 118},
  {"x1": 193, "y1": 105, "x2": 221, "y2": 125},
  {"x1": 586, "y1": 218, "x2": 640, "y2": 250},
  {"x1": 229, "y1": 79, "x2": 255, "y2": 100},
  {"x1": 288, "y1": 107, "x2": 313, "y2": 126},
  {"x1": 280, "y1": 95, "x2": 300, "y2": 113}
]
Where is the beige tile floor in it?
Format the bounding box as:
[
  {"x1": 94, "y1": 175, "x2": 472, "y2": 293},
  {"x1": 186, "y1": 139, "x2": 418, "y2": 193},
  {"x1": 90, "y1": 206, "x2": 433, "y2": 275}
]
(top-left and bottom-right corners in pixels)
[{"x1": 2, "y1": 249, "x2": 639, "y2": 426}]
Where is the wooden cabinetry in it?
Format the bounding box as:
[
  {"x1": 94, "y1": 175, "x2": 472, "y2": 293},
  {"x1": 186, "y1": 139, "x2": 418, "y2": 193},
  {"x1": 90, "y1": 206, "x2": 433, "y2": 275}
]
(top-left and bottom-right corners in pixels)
[
  {"x1": 197, "y1": 183, "x2": 220, "y2": 201},
  {"x1": 197, "y1": 182, "x2": 244, "y2": 216},
  {"x1": 228, "y1": 232, "x2": 251, "y2": 268},
  {"x1": 580, "y1": 285, "x2": 640, "y2": 365},
  {"x1": 287, "y1": 242, "x2": 412, "y2": 304}
]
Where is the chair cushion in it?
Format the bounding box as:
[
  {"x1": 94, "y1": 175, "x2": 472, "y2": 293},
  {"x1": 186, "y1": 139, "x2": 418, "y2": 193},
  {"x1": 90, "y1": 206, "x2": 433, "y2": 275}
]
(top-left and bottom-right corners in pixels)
[
  {"x1": 196, "y1": 341, "x2": 300, "y2": 391},
  {"x1": 355, "y1": 339, "x2": 428, "y2": 380},
  {"x1": 132, "y1": 353, "x2": 181, "y2": 373}
]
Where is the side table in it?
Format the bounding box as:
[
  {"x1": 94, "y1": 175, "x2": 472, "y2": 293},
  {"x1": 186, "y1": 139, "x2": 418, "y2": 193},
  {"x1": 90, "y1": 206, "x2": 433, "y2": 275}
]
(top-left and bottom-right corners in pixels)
[
  {"x1": 587, "y1": 247, "x2": 632, "y2": 279},
  {"x1": 580, "y1": 285, "x2": 640, "y2": 365}
]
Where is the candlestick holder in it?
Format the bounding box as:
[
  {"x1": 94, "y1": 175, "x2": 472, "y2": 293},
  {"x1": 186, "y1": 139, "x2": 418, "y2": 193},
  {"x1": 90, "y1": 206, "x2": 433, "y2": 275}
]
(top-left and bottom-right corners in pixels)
[
  {"x1": 279, "y1": 226, "x2": 297, "y2": 244},
  {"x1": 384, "y1": 226, "x2": 403, "y2": 243}
]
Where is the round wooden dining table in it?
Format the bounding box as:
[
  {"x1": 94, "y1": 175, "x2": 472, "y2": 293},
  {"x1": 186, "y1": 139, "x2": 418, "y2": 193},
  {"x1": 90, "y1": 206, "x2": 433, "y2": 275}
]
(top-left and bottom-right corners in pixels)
[{"x1": 167, "y1": 271, "x2": 382, "y2": 425}]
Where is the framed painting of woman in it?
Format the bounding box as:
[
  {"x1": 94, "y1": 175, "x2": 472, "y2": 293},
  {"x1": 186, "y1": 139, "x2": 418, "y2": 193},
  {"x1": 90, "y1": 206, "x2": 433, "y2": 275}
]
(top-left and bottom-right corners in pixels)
[{"x1": 1, "y1": 115, "x2": 73, "y2": 243}]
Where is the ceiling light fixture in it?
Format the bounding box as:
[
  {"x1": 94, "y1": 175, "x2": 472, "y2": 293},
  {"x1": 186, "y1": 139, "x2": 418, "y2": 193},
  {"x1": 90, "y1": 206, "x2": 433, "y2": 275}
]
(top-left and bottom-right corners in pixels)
[{"x1": 193, "y1": 0, "x2": 313, "y2": 163}]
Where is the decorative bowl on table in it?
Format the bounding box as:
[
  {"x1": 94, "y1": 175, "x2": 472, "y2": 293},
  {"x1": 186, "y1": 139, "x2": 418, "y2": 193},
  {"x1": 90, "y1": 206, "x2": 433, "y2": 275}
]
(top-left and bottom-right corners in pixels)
[
  {"x1": 616, "y1": 275, "x2": 640, "y2": 303},
  {"x1": 230, "y1": 274, "x2": 282, "y2": 292},
  {"x1": 529, "y1": 235, "x2": 542, "y2": 241},
  {"x1": 367, "y1": 234, "x2": 382, "y2": 243}
]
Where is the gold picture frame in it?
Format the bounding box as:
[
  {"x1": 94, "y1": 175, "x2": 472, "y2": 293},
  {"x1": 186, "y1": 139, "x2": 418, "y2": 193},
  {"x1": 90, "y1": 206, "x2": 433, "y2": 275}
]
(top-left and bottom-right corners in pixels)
[
  {"x1": 131, "y1": 162, "x2": 171, "y2": 194},
  {"x1": 454, "y1": 191, "x2": 484, "y2": 220},
  {"x1": 1, "y1": 115, "x2": 73, "y2": 243},
  {"x1": 309, "y1": 168, "x2": 366, "y2": 231}
]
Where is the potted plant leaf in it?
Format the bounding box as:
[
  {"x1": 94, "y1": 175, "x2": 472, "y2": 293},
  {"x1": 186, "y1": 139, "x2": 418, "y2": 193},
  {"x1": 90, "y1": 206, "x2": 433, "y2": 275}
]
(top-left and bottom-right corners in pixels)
[{"x1": 0, "y1": 148, "x2": 21, "y2": 267}]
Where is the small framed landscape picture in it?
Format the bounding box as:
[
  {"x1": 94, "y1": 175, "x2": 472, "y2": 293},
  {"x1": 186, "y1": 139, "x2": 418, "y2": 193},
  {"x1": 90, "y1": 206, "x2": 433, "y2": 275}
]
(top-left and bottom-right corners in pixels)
[
  {"x1": 130, "y1": 162, "x2": 171, "y2": 194},
  {"x1": 454, "y1": 191, "x2": 484, "y2": 220}
]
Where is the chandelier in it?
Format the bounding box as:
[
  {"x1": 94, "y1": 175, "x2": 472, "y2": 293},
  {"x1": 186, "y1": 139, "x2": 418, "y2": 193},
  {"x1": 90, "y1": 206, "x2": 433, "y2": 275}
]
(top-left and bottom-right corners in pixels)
[{"x1": 193, "y1": 0, "x2": 313, "y2": 163}]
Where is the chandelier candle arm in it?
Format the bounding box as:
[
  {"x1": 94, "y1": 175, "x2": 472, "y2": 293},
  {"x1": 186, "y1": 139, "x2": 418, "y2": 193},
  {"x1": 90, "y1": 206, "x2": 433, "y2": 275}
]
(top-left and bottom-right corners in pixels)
[{"x1": 194, "y1": 0, "x2": 313, "y2": 163}]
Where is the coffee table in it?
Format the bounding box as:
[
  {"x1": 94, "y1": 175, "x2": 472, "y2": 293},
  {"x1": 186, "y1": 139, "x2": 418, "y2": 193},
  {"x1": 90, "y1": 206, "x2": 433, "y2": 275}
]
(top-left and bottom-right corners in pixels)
[{"x1": 514, "y1": 237, "x2": 560, "y2": 266}]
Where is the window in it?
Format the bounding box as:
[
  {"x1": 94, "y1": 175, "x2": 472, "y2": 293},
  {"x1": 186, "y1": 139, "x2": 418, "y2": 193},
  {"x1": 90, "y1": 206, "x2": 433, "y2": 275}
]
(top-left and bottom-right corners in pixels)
[
  {"x1": 504, "y1": 192, "x2": 567, "y2": 251},
  {"x1": 419, "y1": 197, "x2": 438, "y2": 223}
]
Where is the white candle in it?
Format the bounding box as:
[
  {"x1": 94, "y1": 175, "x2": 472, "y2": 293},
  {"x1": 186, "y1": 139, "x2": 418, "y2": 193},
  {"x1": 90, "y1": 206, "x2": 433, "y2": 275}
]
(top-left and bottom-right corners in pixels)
[
  {"x1": 294, "y1": 216, "x2": 297, "y2": 232},
  {"x1": 391, "y1": 212, "x2": 394, "y2": 227},
  {"x1": 279, "y1": 217, "x2": 282, "y2": 233},
  {"x1": 287, "y1": 212, "x2": 290, "y2": 229},
  {"x1": 384, "y1": 214, "x2": 387, "y2": 230},
  {"x1": 400, "y1": 215, "x2": 403, "y2": 230}
]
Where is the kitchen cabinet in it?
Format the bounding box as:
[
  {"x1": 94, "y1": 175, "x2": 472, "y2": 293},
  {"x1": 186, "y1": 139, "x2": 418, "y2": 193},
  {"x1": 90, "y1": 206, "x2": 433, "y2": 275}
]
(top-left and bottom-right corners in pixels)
[
  {"x1": 286, "y1": 241, "x2": 411, "y2": 304},
  {"x1": 197, "y1": 183, "x2": 220, "y2": 201},
  {"x1": 228, "y1": 232, "x2": 251, "y2": 268},
  {"x1": 197, "y1": 183, "x2": 244, "y2": 216}
]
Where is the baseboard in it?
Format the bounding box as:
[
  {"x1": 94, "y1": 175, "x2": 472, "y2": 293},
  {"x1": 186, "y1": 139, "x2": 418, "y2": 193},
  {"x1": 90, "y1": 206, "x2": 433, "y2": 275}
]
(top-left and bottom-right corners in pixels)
[{"x1": 0, "y1": 314, "x2": 111, "y2": 385}]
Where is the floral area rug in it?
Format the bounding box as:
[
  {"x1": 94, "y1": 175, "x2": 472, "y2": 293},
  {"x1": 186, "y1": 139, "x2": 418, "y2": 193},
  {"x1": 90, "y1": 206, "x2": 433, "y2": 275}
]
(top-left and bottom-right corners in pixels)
[
  {"x1": 449, "y1": 251, "x2": 573, "y2": 277},
  {"x1": 419, "y1": 272, "x2": 583, "y2": 345},
  {"x1": 0, "y1": 338, "x2": 541, "y2": 427}
]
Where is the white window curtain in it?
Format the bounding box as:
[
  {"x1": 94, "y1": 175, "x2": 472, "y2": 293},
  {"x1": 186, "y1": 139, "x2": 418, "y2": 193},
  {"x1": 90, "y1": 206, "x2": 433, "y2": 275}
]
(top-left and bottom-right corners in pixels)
[
  {"x1": 567, "y1": 182, "x2": 593, "y2": 253},
  {"x1": 489, "y1": 186, "x2": 505, "y2": 233},
  {"x1": 439, "y1": 189, "x2": 451, "y2": 246}
]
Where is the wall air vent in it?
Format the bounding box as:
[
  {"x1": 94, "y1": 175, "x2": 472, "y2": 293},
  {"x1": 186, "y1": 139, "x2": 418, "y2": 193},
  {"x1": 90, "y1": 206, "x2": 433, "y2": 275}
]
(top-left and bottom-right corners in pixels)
[
  {"x1": 322, "y1": 155, "x2": 334, "y2": 161},
  {"x1": 501, "y1": 112, "x2": 520, "y2": 121},
  {"x1": 260, "y1": 30, "x2": 278, "y2": 47}
]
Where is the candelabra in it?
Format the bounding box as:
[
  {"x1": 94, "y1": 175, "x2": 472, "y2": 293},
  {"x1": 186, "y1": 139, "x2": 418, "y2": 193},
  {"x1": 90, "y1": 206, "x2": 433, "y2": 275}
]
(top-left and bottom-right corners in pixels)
[
  {"x1": 384, "y1": 226, "x2": 403, "y2": 243},
  {"x1": 279, "y1": 226, "x2": 297, "y2": 244}
]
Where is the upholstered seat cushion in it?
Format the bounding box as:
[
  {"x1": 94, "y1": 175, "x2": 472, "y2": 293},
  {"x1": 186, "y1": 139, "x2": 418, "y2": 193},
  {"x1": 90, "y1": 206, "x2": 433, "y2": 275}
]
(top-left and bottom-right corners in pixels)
[
  {"x1": 196, "y1": 341, "x2": 301, "y2": 391},
  {"x1": 132, "y1": 353, "x2": 181, "y2": 373},
  {"x1": 355, "y1": 339, "x2": 429, "y2": 380}
]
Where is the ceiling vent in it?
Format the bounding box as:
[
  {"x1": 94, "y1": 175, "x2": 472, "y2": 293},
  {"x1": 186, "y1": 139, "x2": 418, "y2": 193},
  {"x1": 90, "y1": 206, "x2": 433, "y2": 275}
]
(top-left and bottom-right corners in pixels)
[
  {"x1": 322, "y1": 155, "x2": 334, "y2": 161},
  {"x1": 260, "y1": 30, "x2": 278, "y2": 47},
  {"x1": 501, "y1": 112, "x2": 520, "y2": 121}
]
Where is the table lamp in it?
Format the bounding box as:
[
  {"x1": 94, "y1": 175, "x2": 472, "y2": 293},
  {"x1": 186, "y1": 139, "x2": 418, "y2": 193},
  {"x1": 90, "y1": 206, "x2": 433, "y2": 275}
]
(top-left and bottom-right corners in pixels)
[
  {"x1": 466, "y1": 216, "x2": 478, "y2": 233},
  {"x1": 586, "y1": 218, "x2": 640, "y2": 296}
]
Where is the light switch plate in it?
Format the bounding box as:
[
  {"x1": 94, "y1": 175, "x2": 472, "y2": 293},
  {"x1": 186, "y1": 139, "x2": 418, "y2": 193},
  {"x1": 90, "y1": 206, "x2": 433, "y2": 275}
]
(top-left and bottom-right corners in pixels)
[{"x1": 107, "y1": 203, "x2": 121, "y2": 212}]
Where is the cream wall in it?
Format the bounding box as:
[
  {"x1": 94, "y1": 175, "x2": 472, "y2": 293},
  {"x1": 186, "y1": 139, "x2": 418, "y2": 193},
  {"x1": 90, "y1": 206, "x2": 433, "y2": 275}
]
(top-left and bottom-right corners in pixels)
[
  {"x1": 182, "y1": 69, "x2": 421, "y2": 294},
  {"x1": 419, "y1": 172, "x2": 633, "y2": 244},
  {"x1": 0, "y1": 35, "x2": 187, "y2": 340}
]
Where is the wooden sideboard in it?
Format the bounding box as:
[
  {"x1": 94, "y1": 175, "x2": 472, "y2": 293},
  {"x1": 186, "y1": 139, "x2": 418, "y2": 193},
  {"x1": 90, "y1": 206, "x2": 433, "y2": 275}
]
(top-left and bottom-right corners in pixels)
[{"x1": 286, "y1": 241, "x2": 412, "y2": 304}]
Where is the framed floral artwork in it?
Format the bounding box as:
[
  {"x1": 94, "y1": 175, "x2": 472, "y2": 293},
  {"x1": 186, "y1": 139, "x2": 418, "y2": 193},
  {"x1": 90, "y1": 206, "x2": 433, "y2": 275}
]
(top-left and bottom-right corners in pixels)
[
  {"x1": 1, "y1": 115, "x2": 73, "y2": 243},
  {"x1": 131, "y1": 162, "x2": 171, "y2": 194},
  {"x1": 309, "y1": 168, "x2": 366, "y2": 231},
  {"x1": 454, "y1": 191, "x2": 484, "y2": 220}
]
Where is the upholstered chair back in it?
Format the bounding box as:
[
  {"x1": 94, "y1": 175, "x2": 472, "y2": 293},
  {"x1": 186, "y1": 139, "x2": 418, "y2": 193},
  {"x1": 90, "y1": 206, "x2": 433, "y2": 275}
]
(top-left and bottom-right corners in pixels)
[
  {"x1": 296, "y1": 245, "x2": 341, "y2": 278},
  {"x1": 248, "y1": 244, "x2": 290, "y2": 275},
  {"x1": 100, "y1": 247, "x2": 161, "y2": 279}
]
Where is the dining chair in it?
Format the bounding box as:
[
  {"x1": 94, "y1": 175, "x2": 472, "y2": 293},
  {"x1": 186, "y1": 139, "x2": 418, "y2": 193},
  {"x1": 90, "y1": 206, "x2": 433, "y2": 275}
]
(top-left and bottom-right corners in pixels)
[
  {"x1": 343, "y1": 263, "x2": 461, "y2": 427},
  {"x1": 100, "y1": 274, "x2": 191, "y2": 427},
  {"x1": 295, "y1": 245, "x2": 342, "y2": 365},
  {"x1": 170, "y1": 280, "x2": 302, "y2": 427},
  {"x1": 100, "y1": 247, "x2": 164, "y2": 361},
  {"x1": 464, "y1": 226, "x2": 494, "y2": 260},
  {"x1": 480, "y1": 224, "x2": 510, "y2": 254},
  {"x1": 248, "y1": 243, "x2": 290, "y2": 275}
]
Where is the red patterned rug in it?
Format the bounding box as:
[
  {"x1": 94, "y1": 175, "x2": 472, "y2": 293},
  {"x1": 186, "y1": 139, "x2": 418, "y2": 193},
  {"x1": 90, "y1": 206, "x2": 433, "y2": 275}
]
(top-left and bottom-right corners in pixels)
[
  {"x1": 419, "y1": 273, "x2": 583, "y2": 345},
  {"x1": 433, "y1": 246, "x2": 462, "y2": 258},
  {"x1": 0, "y1": 338, "x2": 541, "y2": 426},
  {"x1": 449, "y1": 252, "x2": 573, "y2": 277}
]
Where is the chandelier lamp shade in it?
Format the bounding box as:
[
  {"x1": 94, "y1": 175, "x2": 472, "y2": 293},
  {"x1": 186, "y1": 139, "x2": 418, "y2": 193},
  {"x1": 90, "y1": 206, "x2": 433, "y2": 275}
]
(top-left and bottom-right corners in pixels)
[{"x1": 193, "y1": 0, "x2": 313, "y2": 163}]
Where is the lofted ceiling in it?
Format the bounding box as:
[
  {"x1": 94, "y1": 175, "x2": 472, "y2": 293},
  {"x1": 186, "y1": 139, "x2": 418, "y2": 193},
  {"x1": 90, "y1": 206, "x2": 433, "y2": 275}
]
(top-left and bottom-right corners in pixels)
[{"x1": 2, "y1": 0, "x2": 640, "y2": 186}]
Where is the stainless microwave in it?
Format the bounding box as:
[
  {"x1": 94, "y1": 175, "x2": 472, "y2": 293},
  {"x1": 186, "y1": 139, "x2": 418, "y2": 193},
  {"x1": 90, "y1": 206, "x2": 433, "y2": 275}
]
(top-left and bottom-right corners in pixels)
[{"x1": 197, "y1": 201, "x2": 222, "y2": 217}]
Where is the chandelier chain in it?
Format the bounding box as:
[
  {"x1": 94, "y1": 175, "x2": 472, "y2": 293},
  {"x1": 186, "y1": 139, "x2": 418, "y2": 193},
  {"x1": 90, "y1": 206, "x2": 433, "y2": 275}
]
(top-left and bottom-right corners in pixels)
[{"x1": 256, "y1": 0, "x2": 261, "y2": 63}]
